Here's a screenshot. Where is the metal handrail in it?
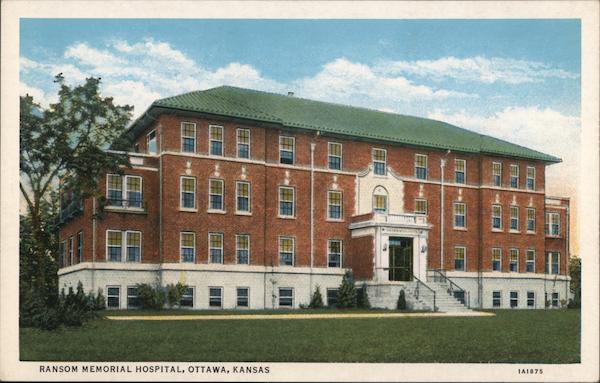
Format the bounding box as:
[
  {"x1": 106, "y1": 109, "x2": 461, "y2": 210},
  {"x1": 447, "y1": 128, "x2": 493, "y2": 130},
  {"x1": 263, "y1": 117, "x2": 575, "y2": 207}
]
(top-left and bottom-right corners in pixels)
[
  {"x1": 429, "y1": 269, "x2": 469, "y2": 308},
  {"x1": 411, "y1": 272, "x2": 437, "y2": 312}
]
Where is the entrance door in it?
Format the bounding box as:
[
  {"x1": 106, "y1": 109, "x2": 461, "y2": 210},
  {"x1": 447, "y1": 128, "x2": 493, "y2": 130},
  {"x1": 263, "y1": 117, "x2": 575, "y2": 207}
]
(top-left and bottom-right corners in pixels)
[{"x1": 389, "y1": 237, "x2": 413, "y2": 281}]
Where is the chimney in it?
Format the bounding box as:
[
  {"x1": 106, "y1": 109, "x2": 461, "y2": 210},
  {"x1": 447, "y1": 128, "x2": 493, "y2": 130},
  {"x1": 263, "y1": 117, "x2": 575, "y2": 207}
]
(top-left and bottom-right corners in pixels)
[{"x1": 287, "y1": 91, "x2": 294, "y2": 97}]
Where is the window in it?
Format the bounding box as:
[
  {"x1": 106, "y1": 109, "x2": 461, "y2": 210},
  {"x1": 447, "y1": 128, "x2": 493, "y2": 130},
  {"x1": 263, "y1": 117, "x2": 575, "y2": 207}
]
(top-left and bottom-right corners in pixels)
[
  {"x1": 77, "y1": 231, "x2": 83, "y2": 263},
  {"x1": 454, "y1": 247, "x2": 465, "y2": 271},
  {"x1": 59, "y1": 241, "x2": 66, "y2": 268},
  {"x1": 236, "y1": 181, "x2": 251, "y2": 213},
  {"x1": 527, "y1": 291, "x2": 535, "y2": 308},
  {"x1": 181, "y1": 122, "x2": 196, "y2": 153},
  {"x1": 527, "y1": 208, "x2": 536, "y2": 232},
  {"x1": 106, "y1": 174, "x2": 123, "y2": 206},
  {"x1": 328, "y1": 142, "x2": 342, "y2": 170},
  {"x1": 372, "y1": 148, "x2": 387, "y2": 175},
  {"x1": 278, "y1": 288, "x2": 294, "y2": 307},
  {"x1": 327, "y1": 289, "x2": 339, "y2": 307},
  {"x1": 327, "y1": 191, "x2": 342, "y2": 220},
  {"x1": 545, "y1": 212, "x2": 560, "y2": 236},
  {"x1": 454, "y1": 202, "x2": 466, "y2": 228},
  {"x1": 180, "y1": 177, "x2": 196, "y2": 209},
  {"x1": 180, "y1": 232, "x2": 195, "y2": 263},
  {"x1": 107, "y1": 230, "x2": 123, "y2": 262},
  {"x1": 492, "y1": 291, "x2": 501, "y2": 308},
  {"x1": 509, "y1": 249, "x2": 519, "y2": 272},
  {"x1": 546, "y1": 252, "x2": 560, "y2": 275},
  {"x1": 510, "y1": 164, "x2": 519, "y2": 188},
  {"x1": 127, "y1": 286, "x2": 140, "y2": 308},
  {"x1": 551, "y1": 292, "x2": 559, "y2": 307},
  {"x1": 68, "y1": 236, "x2": 74, "y2": 265},
  {"x1": 415, "y1": 154, "x2": 428, "y2": 180},
  {"x1": 455, "y1": 159, "x2": 466, "y2": 184},
  {"x1": 126, "y1": 231, "x2": 142, "y2": 262},
  {"x1": 180, "y1": 287, "x2": 194, "y2": 307},
  {"x1": 510, "y1": 291, "x2": 518, "y2": 308},
  {"x1": 279, "y1": 187, "x2": 295, "y2": 217},
  {"x1": 107, "y1": 287, "x2": 120, "y2": 309},
  {"x1": 373, "y1": 187, "x2": 388, "y2": 214},
  {"x1": 328, "y1": 240, "x2": 342, "y2": 268},
  {"x1": 126, "y1": 176, "x2": 142, "y2": 208},
  {"x1": 415, "y1": 199, "x2": 428, "y2": 215},
  {"x1": 209, "y1": 125, "x2": 223, "y2": 156},
  {"x1": 146, "y1": 130, "x2": 157, "y2": 154},
  {"x1": 526, "y1": 250, "x2": 535, "y2": 273},
  {"x1": 492, "y1": 162, "x2": 502, "y2": 186},
  {"x1": 492, "y1": 248, "x2": 502, "y2": 271},
  {"x1": 209, "y1": 179, "x2": 224, "y2": 211},
  {"x1": 237, "y1": 128, "x2": 250, "y2": 159},
  {"x1": 279, "y1": 136, "x2": 295, "y2": 164},
  {"x1": 209, "y1": 233, "x2": 224, "y2": 264},
  {"x1": 236, "y1": 234, "x2": 250, "y2": 264},
  {"x1": 209, "y1": 287, "x2": 223, "y2": 308},
  {"x1": 492, "y1": 204, "x2": 502, "y2": 230},
  {"x1": 279, "y1": 237, "x2": 294, "y2": 266},
  {"x1": 510, "y1": 206, "x2": 519, "y2": 231},
  {"x1": 526, "y1": 166, "x2": 536, "y2": 190},
  {"x1": 237, "y1": 287, "x2": 249, "y2": 307}
]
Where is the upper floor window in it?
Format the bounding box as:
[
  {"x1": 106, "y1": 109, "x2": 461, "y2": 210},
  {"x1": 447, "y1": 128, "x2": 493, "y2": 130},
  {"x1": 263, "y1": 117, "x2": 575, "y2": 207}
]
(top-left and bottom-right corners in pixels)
[
  {"x1": 107, "y1": 174, "x2": 142, "y2": 208},
  {"x1": 209, "y1": 179, "x2": 224, "y2": 211},
  {"x1": 372, "y1": 186, "x2": 388, "y2": 214},
  {"x1": 509, "y1": 248, "x2": 519, "y2": 272},
  {"x1": 415, "y1": 199, "x2": 428, "y2": 215},
  {"x1": 510, "y1": 206, "x2": 519, "y2": 231},
  {"x1": 180, "y1": 232, "x2": 195, "y2": 263},
  {"x1": 327, "y1": 191, "x2": 342, "y2": 220},
  {"x1": 455, "y1": 159, "x2": 466, "y2": 184},
  {"x1": 210, "y1": 125, "x2": 223, "y2": 156},
  {"x1": 209, "y1": 232, "x2": 223, "y2": 264},
  {"x1": 236, "y1": 234, "x2": 250, "y2": 264},
  {"x1": 180, "y1": 176, "x2": 196, "y2": 210},
  {"x1": 492, "y1": 204, "x2": 502, "y2": 230},
  {"x1": 415, "y1": 154, "x2": 428, "y2": 180},
  {"x1": 328, "y1": 142, "x2": 342, "y2": 170},
  {"x1": 279, "y1": 186, "x2": 295, "y2": 217},
  {"x1": 59, "y1": 241, "x2": 66, "y2": 268},
  {"x1": 492, "y1": 248, "x2": 502, "y2": 271},
  {"x1": 545, "y1": 212, "x2": 560, "y2": 236},
  {"x1": 546, "y1": 251, "x2": 560, "y2": 274},
  {"x1": 181, "y1": 122, "x2": 196, "y2": 153},
  {"x1": 510, "y1": 164, "x2": 519, "y2": 188},
  {"x1": 279, "y1": 237, "x2": 295, "y2": 266},
  {"x1": 68, "y1": 236, "x2": 74, "y2": 265},
  {"x1": 527, "y1": 208, "x2": 536, "y2": 232},
  {"x1": 328, "y1": 240, "x2": 342, "y2": 268},
  {"x1": 106, "y1": 230, "x2": 141, "y2": 262},
  {"x1": 279, "y1": 136, "x2": 295, "y2": 164},
  {"x1": 147, "y1": 130, "x2": 157, "y2": 155},
  {"x1": 372, "y1": 148, "x2": 386, "y2": 175},
  {"x1": 236, "y1": 181, "x2": 251, "y2": 213},
  {"x1": 237, "y1": 128, "x2": 250, "y2": 159},
  {"x1": 77, "y1": 231, "x2": 83, "y2": 263},
  {"x1": 492, "y1": 162, "x2": 502, "y2": 187},
  {"x1": 454, "y1": 247, "x2": 465, "y2": 271},
  {"x1": 454, "y1": 202, "x2": 466, "y2": 228},
  {"x1": 526, "y1": 166, "x2": 536, "y2": 190},
  {"x1": 526, "y1": 250, "x2": 535, "y2": 273}
]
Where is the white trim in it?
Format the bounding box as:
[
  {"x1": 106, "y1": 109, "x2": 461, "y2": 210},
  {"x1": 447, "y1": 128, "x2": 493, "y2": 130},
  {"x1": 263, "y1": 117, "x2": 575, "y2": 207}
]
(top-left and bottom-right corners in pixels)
[
  {"x1": 180, "y1": 121, "x2": 197, "y2": 153},
  {"x1": 492, "y1": 204, "x2": 503, "y2": 230},
  {"x1": 526, "y1": 290, "x2": 536, "y2": 308},
  {"x1": 106, "y1": 285, "x2": 121, "y2": 309},
  {"x1": 235, "y1": 234, "x2": 251, "y2": 265},
  {"x1": 492, "y1": 247, "x2": 502, "y2": 272},
  {"x1": 208, "y1": 286, "x2": 224, "y2": 308},
  {"x1": 106, "y1": 229, "x2": 123, "y2": 262},
  {"x1": 125, "y1": 230, "x2": 143, "y2": 263},
  {"x1": 509, "y1": 290, "x2": 519, "y2": 308},
  {"x1": 453, "y1": 202, "x2": 466, "y2": 229},
  {"x1": 414, "y1": 198, "x2": 428, "y2": 215},
  {"x1": 208, "y1": 178, "x2": 225, "y2": 212},
  {"x1": 526, "y1": 207, "x2": 536, "y2": 233},
  {"x1": 454, "y1": 246, "x2": 466, "y2": 271},
  {"x1": 208, "y1": 232, "x2": 224, "y2": 264},
  {"x1": 372, "y1": 148, "x2": 387, "y2": 176},
  {"x1": 525, "y1": 249, "x2": 536, "y2": 273},
  {"x1": 279, "y1": 135, "x2": 296, "y2": 165},
  {"x1": 509, "y1": 248, "x2": 519, "y2": 273},
  {"x1": 126, "y1": 285, "x2": 140, "y2": 309},
  {"x1": 209, "y1": 124, "x2": 224, "y2": 156},
  {"x1": 415, "y1": 153, "x2": 428, "y2": 180},
  {"x1": 492, "y1": 290, "x2": 502, "y2": 308},
  {"x1": 492, "y1": 161, "x2": 502, "y2": 187},
  {"x1": 510, "y1": 205, "x2": 520, "y2": 231},
  {"x1": 180, "y1": 231, "x2": 196, "y2": 263},
  {"x1": 278, "y1": 186, "x2": 295, "y2": 218},
  {"x1": 235, "y1": 180, "x2": 251, "y2": 214},
  {"x1": 278, "y1": 287, "x2": 295, "y2": 308},
  {"x1": 327, "y1": 239, "x2": 343, "y2": 268},
  {"x1": 327, "y1": 141, "x2": 343, "y2": 170},
  {"x1": 454, "y1": 158, "x2": 466, "y2": 184},
  {"x1": 327, "y1": 190, "x2": 343, "y2": 220},
  {"x1": 180, "y1": 176, "x2": 197, "y2": 210},
  {"x1": 509, "y1": 163, "x2": 519, "y2": 188},
  {"x1": 236, "y1": 286, "x2": 250, "y2": 308},
  {"x1": 236, "y1": 127, "x2": 251, "y2": 159},
  {"x1": 278, "y1": 236, "x2": 295, "y2": 267},
  {"x1": 526, "y1": 166, "x2": 536, "y2": 190},
  {"x1": 146, "y1": 129, "x2": 157, "y2": 155}
]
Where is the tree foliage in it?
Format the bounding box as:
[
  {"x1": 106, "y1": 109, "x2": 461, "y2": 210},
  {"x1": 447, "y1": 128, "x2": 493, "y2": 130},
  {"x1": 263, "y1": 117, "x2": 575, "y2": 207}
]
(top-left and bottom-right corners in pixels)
[
  {"x1": 337, "y1": 271, "x2": 357, "y2": 308},
  {"x1": 357, "y1": 283, "x2": 371, "y2": 309},
  {"x1": 309, "y1": 285, "x2": 324, "y2": 309},
  {"x1": 569, "y1": 256, "x2": 581, "y2": 304}
]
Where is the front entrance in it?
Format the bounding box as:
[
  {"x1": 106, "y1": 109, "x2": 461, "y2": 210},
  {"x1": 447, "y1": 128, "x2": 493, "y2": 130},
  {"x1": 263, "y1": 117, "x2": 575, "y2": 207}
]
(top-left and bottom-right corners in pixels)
[{"x1": 389, "y1": 237, "x2": 413, "y2": 281}]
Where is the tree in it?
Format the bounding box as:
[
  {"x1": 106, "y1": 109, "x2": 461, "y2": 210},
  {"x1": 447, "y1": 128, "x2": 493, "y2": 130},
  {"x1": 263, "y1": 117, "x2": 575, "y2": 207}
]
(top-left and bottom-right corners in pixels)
[
  {"x1": 337, "y1": 271, "x2": 357, "y2": 308},
  {"x1": 20, "y1": 75, "x2": 133, "y2": 292},
  {"x1": 396, "y1": 290, "x2": 407, "y2": 310},
  {"x1": 309, "y1": 285, "x2": 324, "y2": 309},
  {"x1": 569, "y1": 256, "x2": 581, "y2": 304},
  {"x1": 356, "y1": 283, "x2": 371, "y2": 309}
]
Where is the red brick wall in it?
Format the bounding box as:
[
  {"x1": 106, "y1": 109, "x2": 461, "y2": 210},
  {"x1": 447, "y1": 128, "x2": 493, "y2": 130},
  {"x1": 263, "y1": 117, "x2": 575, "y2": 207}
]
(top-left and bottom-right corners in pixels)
[{"x1": 348, "y1": 235, "x2": 375, "y2": 280}]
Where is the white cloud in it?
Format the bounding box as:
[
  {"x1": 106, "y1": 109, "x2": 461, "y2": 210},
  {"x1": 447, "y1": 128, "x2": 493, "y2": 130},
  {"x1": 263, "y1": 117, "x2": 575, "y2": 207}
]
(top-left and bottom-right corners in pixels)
[
  {"x1": 378, "y1": 56, "x2": 578, "y2": 84},
  {"x1": 65, "y1": 43, "x2": 125, "y2": 67}
]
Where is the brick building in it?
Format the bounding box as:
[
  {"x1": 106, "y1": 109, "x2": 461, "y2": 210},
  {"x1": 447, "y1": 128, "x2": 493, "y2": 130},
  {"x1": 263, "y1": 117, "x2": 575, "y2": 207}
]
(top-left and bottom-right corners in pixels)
[{"x1": 57, "y1": 86, "x2": 570, "y2": 311}]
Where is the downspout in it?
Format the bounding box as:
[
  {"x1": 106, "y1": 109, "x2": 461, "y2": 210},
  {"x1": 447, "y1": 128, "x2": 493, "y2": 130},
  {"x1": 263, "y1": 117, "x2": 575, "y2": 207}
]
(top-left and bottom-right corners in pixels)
[
  {"x1": 310, "y1": 141, "x2": 316, "y2": 296},
  {"x1": 565, "y1": 203, "x2": 570, "y2": 302},
  {"x1": 263, "y1": 128, "x2": 268, "y2": 309},
  {"x1": 440, "y1": 158, "x2": 445, "y2": 271},
  {"x1": 92, "y1": 196, "x2": 97, "y2": 293},
  {"x1": 158, "y1": 126, "x2": 164, "y2": 287},
  {"x1": 478, "y1": 157, "x2": 483, "y2": 309}
]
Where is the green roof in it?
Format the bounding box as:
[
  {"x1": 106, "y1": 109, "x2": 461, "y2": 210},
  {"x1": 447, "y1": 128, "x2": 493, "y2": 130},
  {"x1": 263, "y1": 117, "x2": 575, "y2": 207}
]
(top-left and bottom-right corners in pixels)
[{"x1": 129, "y1": 86, "x2": 561, "y2": 163}]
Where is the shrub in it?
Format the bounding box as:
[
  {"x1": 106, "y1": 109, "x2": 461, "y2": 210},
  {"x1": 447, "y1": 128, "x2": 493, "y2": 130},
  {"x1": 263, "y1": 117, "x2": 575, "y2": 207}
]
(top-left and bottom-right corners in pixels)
[
  {"x1": 309, "y1": 285, "x2": 324, "y2": 309},
  {"x1": 136, "y1": 283, "x2": 165, "y2": 310},
  {"x1": 337, "y1": 271, "x2": 357, "y2": 308},
  {"x1": 357, "y1": 283, "x2": 371, "y2": 309},
  {"x1": 166, "y1": 282, "x2": 188, "y2": 308},
  {"x1": 567, "y1": 299, "x2": 581, "y2": 309},
  {"x1": 397, "y1": 290, "x2": 407, "y2": 310}
]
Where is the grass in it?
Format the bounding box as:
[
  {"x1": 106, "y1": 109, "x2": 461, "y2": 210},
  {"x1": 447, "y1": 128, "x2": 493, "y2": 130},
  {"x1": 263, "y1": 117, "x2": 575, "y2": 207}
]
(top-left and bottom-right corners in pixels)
[{"x1": 20, "y1": 309, "x2": 580, "y2": 363}]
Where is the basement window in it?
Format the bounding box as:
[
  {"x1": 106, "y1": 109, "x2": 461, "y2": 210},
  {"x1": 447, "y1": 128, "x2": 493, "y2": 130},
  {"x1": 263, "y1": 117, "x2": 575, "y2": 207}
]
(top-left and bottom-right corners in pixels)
[
  {"x1": 492, "y1": 291, "x2": 501, "y2": 308},
  {"x1": 107, "y1": 286, "x2": 120, "y2": 309},
  {"x1": 278, "y1": 288, "x2": 294, "y2": 307},
  {"x1": 510, "y1": 291, "x2": 518, "y2": 308},
  {"x1": 209, "y1": 287, "x2": 223, "y2": 308},
  {"x1": 180, "y1": 287, "x2": 194, "y2": 308}
]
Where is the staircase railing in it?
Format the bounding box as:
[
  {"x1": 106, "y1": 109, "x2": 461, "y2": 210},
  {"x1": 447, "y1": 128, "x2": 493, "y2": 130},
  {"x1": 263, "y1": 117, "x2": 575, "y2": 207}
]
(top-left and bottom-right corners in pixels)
[
  {"x1": 411, "y1": 272, "x2": 437, "y2": 312},
  {"x1": 429, "y1": 269, "x2": 470, "y2": 308}
]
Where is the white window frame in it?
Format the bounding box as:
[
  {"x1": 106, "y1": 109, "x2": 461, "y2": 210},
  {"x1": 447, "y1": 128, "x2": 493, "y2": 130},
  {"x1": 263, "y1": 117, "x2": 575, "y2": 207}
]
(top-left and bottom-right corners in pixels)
[
  {"x1": 545, "y1": 212, "x2": 560, "y2": 237},
  {"x1": 106, "y1": 285, "x2": 121, "y2": 309},
  {"x1": 125, "y1": 230, "x2": 142, "y2": 263},
  {"x1": 208, "y1": 232, "x2": 224, "y2": 264},
  {"x1": 105, "y1": 230, "x2": 142, "y2": 263},
  {"x1": 106, "y1": 230, "x2": 123, "y2": 262},
  {"x1": 278, "y1": 287, "x2": 294, "y2": 308},
  {"x1": 526, "y1": 249, "x2": 535, "y2": 273},
  {"x1": 372, "y1": 148, "x2": 387, "y2": 176},
  {"x1": 510, "y1": 205, "x2": 519, "y2": 232},
  {"x1": 527, "y1": 291, "x2": 535, "y2": 308},
  {"x1": 527, "y1": 208, "x2": 536, "y2": 233},
  {"x1": 492, "y1": 291, "x2": 501, "y2": 308},
  {"x1": 180, "y1": 176, "x2": 197, "y2": 210},
  {"x1": 327, "y1": 190, "x2": 343, "y2": 220},
  {"x1": 279, "y1": 236, "x2": 295, "y2": 266},
  {"x1": 127, "y1": 286, "x2": 140, "y2": 309},
  {"x1": 236, "y1": 128, "x2": 251, "y2": 159},
  {"x1": 180, "y1": 122, "x2": 197, "y2": 153},
  {"x1": 180, "y1": 286, "x2": 195, "y2": 308},
  {"x1": 455, "y1": 159, "x2": 466, "y2": 184},
  {"x1": 492, "y1": 248, "x2": 502, "y2": 272},
  {"x1": 77, "y1": 231, "x2": 83, "y2": 263},
  {"x1": 510, "y1": 291, "x2": 519, "y2": 308},
  {"x1": 106, "y1": 174, "x2": 143, "y2": 209},
  {"x1": 328, "y1": 142, "x2": 343, "y2": 170},
  {"x1": 373, "y1": 187, "x2": 388, "y2": 214},
  {"x1": 526, "y1": 166, "x2": 536, "y2": 190},
  {"x1": 454, "y1": 246, "x2": 466, "y2": 271},
  {"x1": 208, "y1": 178, "x2": 225, "y2": 212},
  {"x1": 415, "y1": 198, "x2": 428, "y2": 215},
  {"x1": 180, "y1": 231, "x2": 196, "y2": 263},
  {"x1": 146, "y1": 129, "x2": 157, "y2": 155},
  {"x1": 415, "y1": 154, "x2": 428, "y2": 180},
  {"x1": 551, "y1": 292, "x2": 560, "y2": 307},
  {"x1": 509, "y1": 248, "x2": 519, "y2": 272},
  {"x1": 236, "y1": 287, "x2": 250, "y2": 308},
  {"x1": 67, "y1": 236, "x2": 74, "y2": 265},
  {"x1": 453, "y1": 202, "x2": 466, "y2": 229},
  {"x1": 236, "y1": 181, "x2": 251, "y2": 214},
  {"x1": 236, "y1": 234, "x2": 250, "y2": 265},
  {"x1": 209, "y1": 125, "x2": 224, "y2": 156},
  {"x1": 278, "y1": 186, "x2": 295, "y2": 218},
  {"x1": 279, "y1": 135, "x2": 295, "y2": 165},
  {"x1": 510, "y1": 164, "x2": 519, "y2": 188},
  {"x1": 492, "y1": 204, "x2": 502, "y2": 230},
  {"x1": 327, "y1": 239, "x2": 343, "y2": 268},
  {"x1": 209, "y1": 287, "x2": 223, "y2": 308},
  {"x1": 546, "y1": 251, "x2": 560, "y2": 275},
  {"x1": 492, "y1": 162, "x2": 502, "y2": 186}
]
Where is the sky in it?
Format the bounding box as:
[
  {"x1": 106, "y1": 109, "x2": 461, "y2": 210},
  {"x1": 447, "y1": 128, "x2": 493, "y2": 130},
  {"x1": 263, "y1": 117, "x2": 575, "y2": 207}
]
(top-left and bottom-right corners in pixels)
[{"x1": 19, "y1": 19, "x2": 581, "y2": 251}]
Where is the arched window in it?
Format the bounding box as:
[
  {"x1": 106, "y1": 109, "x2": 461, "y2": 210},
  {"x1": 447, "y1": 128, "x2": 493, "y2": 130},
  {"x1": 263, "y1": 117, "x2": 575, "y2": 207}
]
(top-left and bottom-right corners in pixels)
[{"x1": 372, "y1": 186, "x2": 388, "y2": 214}]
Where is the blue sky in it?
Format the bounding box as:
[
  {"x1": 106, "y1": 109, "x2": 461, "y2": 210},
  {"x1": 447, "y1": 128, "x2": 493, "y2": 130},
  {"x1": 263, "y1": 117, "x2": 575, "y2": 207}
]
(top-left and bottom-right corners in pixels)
[{"x1": 19, "y1": 19, "x2": 581, "y2": 201}]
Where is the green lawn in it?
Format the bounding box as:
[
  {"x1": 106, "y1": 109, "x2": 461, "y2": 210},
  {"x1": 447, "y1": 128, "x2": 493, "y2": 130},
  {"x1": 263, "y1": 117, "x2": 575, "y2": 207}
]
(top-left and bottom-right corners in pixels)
[{"x1": 20, "y1": 309, "x2": 580, "y2": 363}]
